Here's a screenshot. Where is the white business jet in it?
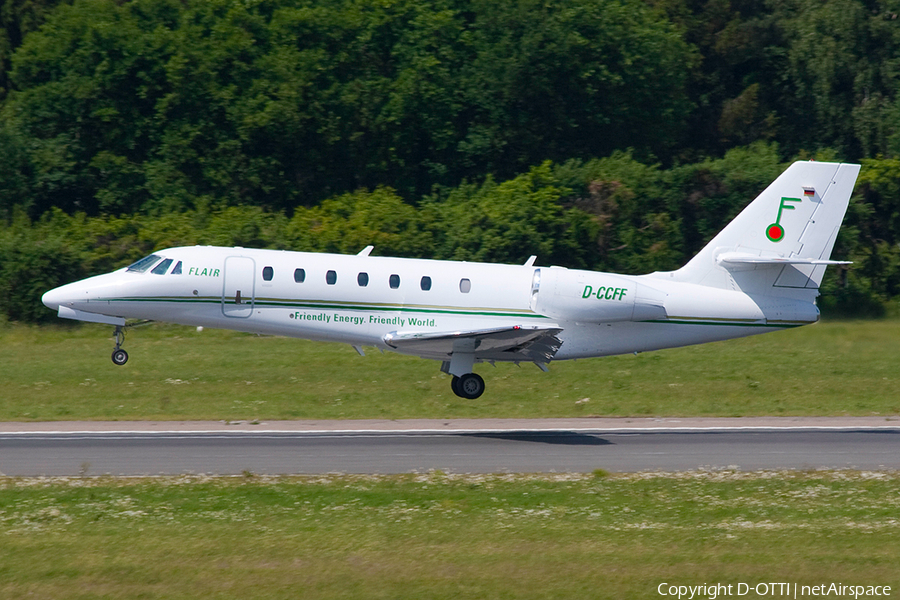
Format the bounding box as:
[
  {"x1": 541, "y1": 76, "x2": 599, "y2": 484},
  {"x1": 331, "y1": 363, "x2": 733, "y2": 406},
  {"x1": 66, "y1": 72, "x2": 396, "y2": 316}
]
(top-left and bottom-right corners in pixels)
[{"x1": 43, "y1": 161, "x2": 859, "y2": 399}]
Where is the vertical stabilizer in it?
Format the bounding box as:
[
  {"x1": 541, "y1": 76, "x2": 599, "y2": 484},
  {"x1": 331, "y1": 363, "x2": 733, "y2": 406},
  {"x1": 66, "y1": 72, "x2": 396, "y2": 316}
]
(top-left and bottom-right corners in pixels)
[{"x1": 667, "y1": 161, "x2": 860, "y2": 298}]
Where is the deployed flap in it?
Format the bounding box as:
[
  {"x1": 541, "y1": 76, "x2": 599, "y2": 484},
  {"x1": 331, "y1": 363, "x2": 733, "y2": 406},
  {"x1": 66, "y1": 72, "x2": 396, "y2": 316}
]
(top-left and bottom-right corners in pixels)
[{"x1": 383, "y1": 325, "x2": 563, "y2": 363}]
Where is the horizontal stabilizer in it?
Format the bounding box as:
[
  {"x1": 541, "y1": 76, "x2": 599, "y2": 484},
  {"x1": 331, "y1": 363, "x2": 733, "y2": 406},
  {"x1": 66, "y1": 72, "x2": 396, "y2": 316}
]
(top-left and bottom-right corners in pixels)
[
  {"x1": 716, "y1": 252, "x2": 852, "y2": 267},
  {"x1": 383, "y1": 325, "x2": 562, "y2": 363}
]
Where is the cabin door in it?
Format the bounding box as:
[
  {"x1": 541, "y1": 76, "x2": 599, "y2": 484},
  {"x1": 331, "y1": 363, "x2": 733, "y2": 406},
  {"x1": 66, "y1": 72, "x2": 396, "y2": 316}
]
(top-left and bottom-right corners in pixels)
[{"x1": 222, "y1": 256, "x2": 256, "y2": 318}]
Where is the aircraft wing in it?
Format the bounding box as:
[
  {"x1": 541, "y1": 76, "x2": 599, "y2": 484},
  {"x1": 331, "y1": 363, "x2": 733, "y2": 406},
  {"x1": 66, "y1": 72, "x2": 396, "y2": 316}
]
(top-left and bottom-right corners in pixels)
[{"x1": 383, "y1": 325, "x2": 563, "y2": 364}]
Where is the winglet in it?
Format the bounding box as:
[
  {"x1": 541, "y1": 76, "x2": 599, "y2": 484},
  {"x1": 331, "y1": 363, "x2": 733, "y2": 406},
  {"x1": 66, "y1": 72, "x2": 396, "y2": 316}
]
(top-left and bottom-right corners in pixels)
[
  {"x1": 524, "y1": 255, "x2": 537, "y2": 267},
  {"x1": 357, "y1": 245, "x2": 374, "y2": 256}
]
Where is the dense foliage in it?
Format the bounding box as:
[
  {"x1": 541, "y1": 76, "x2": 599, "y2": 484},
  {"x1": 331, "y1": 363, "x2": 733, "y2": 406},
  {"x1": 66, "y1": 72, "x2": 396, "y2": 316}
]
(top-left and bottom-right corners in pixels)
[{"x1": 2, "y1": 0, "x2": 900, "y2": 322}]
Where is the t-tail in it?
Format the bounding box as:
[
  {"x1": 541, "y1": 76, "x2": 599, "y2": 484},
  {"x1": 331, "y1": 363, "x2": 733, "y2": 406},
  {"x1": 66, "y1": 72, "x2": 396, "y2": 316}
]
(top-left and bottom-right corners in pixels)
[{"x1": 669, "y1": 161, "x2": 860, "y2": 302}]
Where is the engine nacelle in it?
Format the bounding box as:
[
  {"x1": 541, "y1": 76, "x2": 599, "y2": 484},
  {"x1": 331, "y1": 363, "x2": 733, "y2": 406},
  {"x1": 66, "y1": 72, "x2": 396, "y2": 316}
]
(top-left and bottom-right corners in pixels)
[{"x1": 531, "y1": 267, "x2": 667, "y2": 323}]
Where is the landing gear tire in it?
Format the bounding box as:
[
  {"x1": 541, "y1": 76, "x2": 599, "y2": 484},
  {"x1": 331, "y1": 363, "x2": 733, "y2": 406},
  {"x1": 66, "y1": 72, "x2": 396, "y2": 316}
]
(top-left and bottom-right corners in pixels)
[
  {"x1": 453, "y1": 373, "x2": 485, "y2": 399},
  {"x1": 111, "y1": 348, "x2": 129, "y2": 366},
  {"x1": 111, "y1": 325, "x2": 128, "y2": 365}
]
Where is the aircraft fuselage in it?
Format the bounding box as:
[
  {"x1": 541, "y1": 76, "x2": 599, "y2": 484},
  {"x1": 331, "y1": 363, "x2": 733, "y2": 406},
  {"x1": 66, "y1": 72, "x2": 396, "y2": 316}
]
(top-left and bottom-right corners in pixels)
[
  {"x1": 41, "y1": 161, "x2": 861, "y2": 399},
  {"x1": 43, "y1": 245, "x2": 815, "y2": 361}
]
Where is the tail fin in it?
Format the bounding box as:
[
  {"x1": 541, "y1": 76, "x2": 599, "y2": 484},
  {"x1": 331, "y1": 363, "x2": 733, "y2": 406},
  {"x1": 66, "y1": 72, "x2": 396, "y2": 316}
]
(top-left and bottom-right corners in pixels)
[{"x1": 668, "y1": 160, "x2": 860, "y2": 298}]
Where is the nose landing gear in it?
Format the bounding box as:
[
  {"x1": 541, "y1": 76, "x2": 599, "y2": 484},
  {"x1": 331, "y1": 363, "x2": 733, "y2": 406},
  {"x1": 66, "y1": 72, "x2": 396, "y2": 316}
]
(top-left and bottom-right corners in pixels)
[{"x1": 111, "y1": 325, "x2": 128, "y2": 366}]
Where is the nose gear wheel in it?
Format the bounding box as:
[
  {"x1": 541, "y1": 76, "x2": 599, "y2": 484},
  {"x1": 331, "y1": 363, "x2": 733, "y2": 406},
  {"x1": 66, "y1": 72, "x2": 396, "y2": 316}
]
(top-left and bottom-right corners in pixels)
[
  {"x1": 111, "y1": 325, "x2": 128, "y2": 365},
  {"x1": 112, "y1": 348, "x2": 129, "y2": 365}
]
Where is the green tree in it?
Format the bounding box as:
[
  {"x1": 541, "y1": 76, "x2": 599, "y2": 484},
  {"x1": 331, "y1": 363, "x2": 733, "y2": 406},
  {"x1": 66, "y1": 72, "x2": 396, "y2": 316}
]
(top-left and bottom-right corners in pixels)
[
  {"x1": 5, "y1": 0, "x2": 178, "y2": 215},
  {"x1": 287, "y1": 187, "x2": 430, "y2": 257},
  {"x1": 0, "y1": 209, "x2": 85, "y2": 322},
  {"x1": 2, "y1": 0, "x2": 698, "y2": 217},
  {"x1": 459, "y1": 0, "x2": 695, "y2": 173},
  {"x1": 820, "y1": 156, "x2": 900, "y2": 314},
  {"x1": 0, "y1": 0, "x2": 65, "y2": 99},
  {"x1": 422, "y1": 162, "x2": 598, "y2": 268}
]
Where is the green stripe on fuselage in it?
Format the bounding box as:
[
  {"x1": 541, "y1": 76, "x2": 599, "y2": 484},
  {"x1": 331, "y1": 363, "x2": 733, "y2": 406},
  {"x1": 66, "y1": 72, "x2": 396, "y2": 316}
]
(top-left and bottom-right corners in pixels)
[
  {"x1": 642, "y1": 318, "x2": 806, "y2": 328},
  {"x1": 102, "y1": 296, "x2": 550, "y2": 319},
  {"x1": 100, "y1": 298, "x2": 808, "y2": 326}
]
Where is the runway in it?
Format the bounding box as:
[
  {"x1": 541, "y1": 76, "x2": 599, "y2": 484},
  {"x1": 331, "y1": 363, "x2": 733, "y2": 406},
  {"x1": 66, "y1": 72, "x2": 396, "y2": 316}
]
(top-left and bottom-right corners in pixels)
[{"x1": 1, "y1": 418, "x2": 898, "y2": 476}]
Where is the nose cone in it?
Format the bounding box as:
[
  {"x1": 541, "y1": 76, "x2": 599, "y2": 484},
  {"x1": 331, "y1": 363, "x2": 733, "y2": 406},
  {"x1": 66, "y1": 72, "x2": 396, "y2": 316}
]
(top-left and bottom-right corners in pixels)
[
  {"x1": 42, "y1": 272, "x2": 127, "y2": 316},
  {"x1": 42, "y1": 279, "x2": 91, "y2": 312},
  {"x1": 42, "y1": 285, "x2": 68, "y2": 312}
]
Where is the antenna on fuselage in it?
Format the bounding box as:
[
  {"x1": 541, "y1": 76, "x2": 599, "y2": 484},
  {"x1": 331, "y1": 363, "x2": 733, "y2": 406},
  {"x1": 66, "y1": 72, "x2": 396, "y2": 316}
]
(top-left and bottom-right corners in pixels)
[{"x1": 357, "y1": 245, "x2": 374, "y2": 256}]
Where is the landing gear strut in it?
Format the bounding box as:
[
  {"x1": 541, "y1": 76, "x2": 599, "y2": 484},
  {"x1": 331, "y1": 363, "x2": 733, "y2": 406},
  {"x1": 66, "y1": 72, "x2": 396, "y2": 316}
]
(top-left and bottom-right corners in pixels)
[
  {"x1": 451, "y1": 373, "x2": 485, "y2": 399},
  {"x1": 111, "y1": 325, "x2": 128, "y2": 366}
]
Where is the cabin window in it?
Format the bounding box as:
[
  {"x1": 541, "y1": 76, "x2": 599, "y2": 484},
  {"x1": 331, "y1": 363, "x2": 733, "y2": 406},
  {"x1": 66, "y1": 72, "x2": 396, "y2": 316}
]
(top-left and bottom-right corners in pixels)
[
  {"x1": 294, "y1": 268, "x2": 305, "y2": 283},
  {"x1": 326, "y1": 270, "x2": 337, "y2": 285},
  {"x1": 262, "y1": 266, "x2": 274, "y2": 281},
  {"x1": 420, "y1": 276, "x2": 432, "y2": 291},
  {"x1": 126, "y1": 254, "x2": 161, "y2": 273},
  {"x1": 358, "y1": 272, "x2": 369, "y2": 287},
  {"x1": 151, "y1": 258, "x2": 173, "y2": 275},
  {"x1": 389, "y1": 274, "x2": 400, "y2": 289},
  {"x1": 459, "y1": 278, "x2": 471, "y2": 293},
  {"x1": 171, "y1": 261, "x2": 183, "y2": 275}
]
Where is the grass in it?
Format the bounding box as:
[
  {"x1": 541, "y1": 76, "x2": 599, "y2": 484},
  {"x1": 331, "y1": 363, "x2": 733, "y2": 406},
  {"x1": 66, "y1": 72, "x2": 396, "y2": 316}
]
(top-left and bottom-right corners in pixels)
[
  {"x1": 2, "y1": 318, "x2": 900, "y2": 421},
  {"x1": 0, "y1": 471, "x2": 897, "y2": 599}
]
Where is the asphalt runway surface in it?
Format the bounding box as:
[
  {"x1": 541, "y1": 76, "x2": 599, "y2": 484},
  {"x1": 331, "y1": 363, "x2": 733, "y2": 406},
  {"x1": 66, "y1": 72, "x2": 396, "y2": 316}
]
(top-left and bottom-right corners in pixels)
[{"x1": 1, "y1": 418, "x2": 898, "y2": 476}]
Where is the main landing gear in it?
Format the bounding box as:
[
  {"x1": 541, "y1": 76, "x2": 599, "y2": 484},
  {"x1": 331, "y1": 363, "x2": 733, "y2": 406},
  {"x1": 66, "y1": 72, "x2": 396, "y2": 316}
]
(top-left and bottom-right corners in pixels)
[
  {"x1": 450, "y1": 373, "x2": 486, "y2": 399},
  {"x1": 111, "y1": 325, "x2": 128, "y2": 366},
  {"x1": 442, "y1": 353, "x2": 486, "y2": 399}
]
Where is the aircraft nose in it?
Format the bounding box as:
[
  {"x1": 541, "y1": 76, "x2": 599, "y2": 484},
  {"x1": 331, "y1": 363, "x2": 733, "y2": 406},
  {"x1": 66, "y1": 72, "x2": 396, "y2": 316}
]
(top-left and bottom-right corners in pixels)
[
  {"x1": 42, "y1": 281, "x2": 85, "y2": 312},
  {"x1": 42, "y1": 286, "x2": 67, "y2": 312}
]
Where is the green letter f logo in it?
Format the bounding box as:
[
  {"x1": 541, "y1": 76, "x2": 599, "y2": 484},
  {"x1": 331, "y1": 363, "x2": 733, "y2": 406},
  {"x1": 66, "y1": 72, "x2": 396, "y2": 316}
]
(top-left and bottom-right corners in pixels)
[{"x1": 766, "y1": 197, "x2": 802, "y2": 242}]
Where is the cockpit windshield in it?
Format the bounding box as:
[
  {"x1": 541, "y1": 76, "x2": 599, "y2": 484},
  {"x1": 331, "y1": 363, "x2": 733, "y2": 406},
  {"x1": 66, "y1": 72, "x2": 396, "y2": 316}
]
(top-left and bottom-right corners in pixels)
[
  {"x1": 151, "y1": 258, "x2": 174, "y2": 275},
  {"x1": 126, "y1": 254, "x2": 162, "y2": 273}
]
